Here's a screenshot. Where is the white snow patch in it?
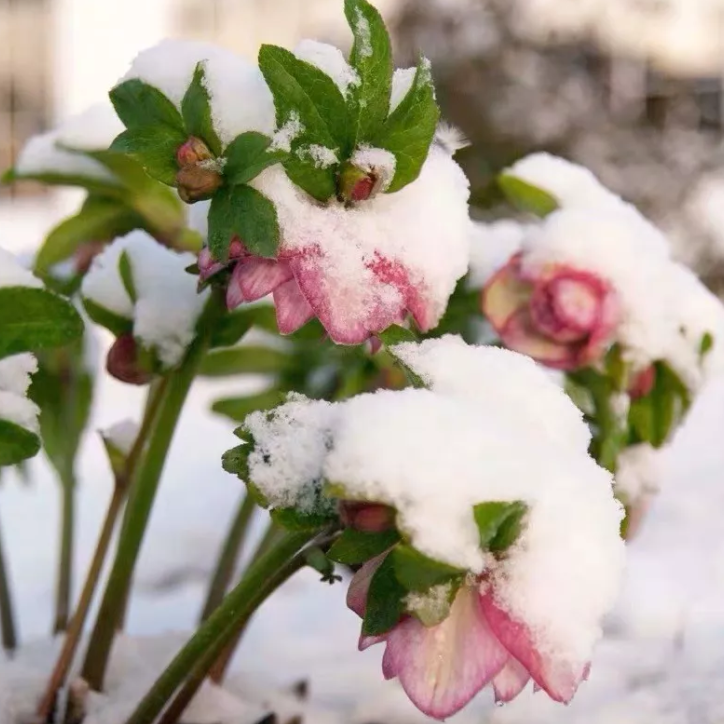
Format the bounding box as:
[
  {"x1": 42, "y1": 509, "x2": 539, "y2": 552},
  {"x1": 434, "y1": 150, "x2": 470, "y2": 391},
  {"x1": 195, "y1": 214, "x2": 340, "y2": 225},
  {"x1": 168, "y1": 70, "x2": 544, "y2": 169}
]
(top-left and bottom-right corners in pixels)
[
  {"x1": 81, "y1": 231, "x2": 208, "y2": 368},
  {"x1": 434, "y1": 122, "x2": 471, "y2": 155},
  {"x1": 270, "y1": 112, "x2": 304, "y2": 153},
  {"x1": 350, "y1": 146, "x2": 396, "y2": 189},
  {"x1": 0, "y1": 354, "x2": 40, "y2": 434},
  {"x1": 15, "y1": 103, "x2": 123, "y2": 183},
  {"x1": 353, "y1": 9, "x2": 373, "y2": 59},
  {"x1": 121, "y1": 39, "x2": 275, "y2": 146},
  {"x1": 0, "y1": 248, "x2": 42, "y2": 289},
  {"x1": 250, "y1": 144, "x2": 471, "y2": 337},
  {"x1": 293, "y1": 40, "x2": 359, "y2": 95},
  {"x1": 614, "y1": 443, "x2": 662, "y2": 503},
  {"x1": 467, "y1": 219, "x2": 528, "y2": 289},
  {"x1": 298, "y1": 144, "x2": 339, "y2": 169},
  {"x1": 101, "y1": 419, "x2": 139, "y2": 457},
  {"x1": 390, "y1": 68, "x2": 417, "y2": 112}
]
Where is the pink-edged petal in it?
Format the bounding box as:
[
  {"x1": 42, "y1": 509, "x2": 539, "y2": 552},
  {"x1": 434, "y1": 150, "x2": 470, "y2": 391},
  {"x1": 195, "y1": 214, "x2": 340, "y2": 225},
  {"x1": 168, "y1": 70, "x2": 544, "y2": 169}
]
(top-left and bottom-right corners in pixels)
[
  {"x1": 346, "y1": 554, "x2": 387, "y2": 618},
  {"x1": 198, "y1": 248, "x2": 225, "y2": 282},
  {"x1": 288, "y1": 255, "x2": 371, "y2": 344},
  {"x1": 482, "y1": 255, "x2": 532, "y2": 333},
  {"x1": 273, "y1": 279, "x2": 315, "y2": 335},
  {"x1": 480, "y1": 594, "x2": 586, "y2": 704},
  {"x1": 359, "y1": 633, "x2": 386, "y2": 651},
  {"x1": 382, "y1": 586, "x2": 509, "y2": 720},
  {"x1": 231, "y1": 258, "x2": 294, "y2": 302},
  {"x1": 501, "y1": 309, "x2": 578, "y2": 370},
  {"x1": 492, "y1": 658, "x2": 530, "y2": 703}
]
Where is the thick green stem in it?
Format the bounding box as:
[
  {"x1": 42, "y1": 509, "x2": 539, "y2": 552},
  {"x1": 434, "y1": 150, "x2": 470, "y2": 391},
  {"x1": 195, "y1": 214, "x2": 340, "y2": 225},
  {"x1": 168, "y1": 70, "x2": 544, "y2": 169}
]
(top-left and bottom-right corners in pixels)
[
  {"x1": 54, "y1": 471, "x2": 75, "y2": 633},
  {"x1": 124, "y1": 531, "x2": 314, "y2": 724},
  {"x1": 159, "y1": 552, "x2": 306, "y2": 724},
  {"x1": 81, "y1": 297, "x2": 222, "y2": 691},
  {"x1": 0, "y1": 518, "x2": 16, "y2": 652},
  {"x1": 199, "y1": 494, "x2": 257, "y2": 622}
]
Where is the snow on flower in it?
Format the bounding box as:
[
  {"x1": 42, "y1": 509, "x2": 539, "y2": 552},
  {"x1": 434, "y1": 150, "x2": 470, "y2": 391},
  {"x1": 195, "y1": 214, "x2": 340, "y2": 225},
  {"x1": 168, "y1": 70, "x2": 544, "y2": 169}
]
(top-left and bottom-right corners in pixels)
[
  {"x1": 81, "y1": 231, "x2": 208, "y2": 370},
  {"x1": 15, "y1": 103, "x2": 124, "y2": 182},
  {"x1": 239, "y1": 336, "x2": 625, "y2": 718},
  {"x1": 478, "y1": 154, "x2": 724, "y2": 390}
]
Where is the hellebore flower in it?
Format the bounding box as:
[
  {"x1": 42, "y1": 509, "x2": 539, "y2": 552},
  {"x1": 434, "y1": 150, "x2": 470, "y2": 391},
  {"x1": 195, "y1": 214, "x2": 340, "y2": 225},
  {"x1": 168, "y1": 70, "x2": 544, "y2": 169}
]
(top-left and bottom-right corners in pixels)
[
  {"x1": 483, "y1": 253, "x2": 619, "y2": 370},
  {"x1": 347, "y1": 553, "x2": 588, "y2": 719}
]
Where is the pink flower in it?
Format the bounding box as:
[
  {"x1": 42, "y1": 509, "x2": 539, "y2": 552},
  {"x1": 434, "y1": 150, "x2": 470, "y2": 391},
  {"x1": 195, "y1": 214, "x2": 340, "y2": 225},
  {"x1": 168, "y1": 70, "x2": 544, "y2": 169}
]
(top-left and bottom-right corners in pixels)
[
  {"x1": 199, "y1": 241, "x2": 438, "y2": 345},
  {"x1": 482, "y1": 254, "x2": 619, "y2": 370},
  {"x1": 348, "y1": 555, "x2": 588, "y2": 720}
]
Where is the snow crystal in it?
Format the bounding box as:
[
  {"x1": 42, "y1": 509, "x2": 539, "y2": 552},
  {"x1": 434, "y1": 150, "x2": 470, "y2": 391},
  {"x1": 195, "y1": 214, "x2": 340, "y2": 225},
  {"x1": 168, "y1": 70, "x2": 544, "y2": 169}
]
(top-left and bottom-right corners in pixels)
[
  {"x1": 353, "y1": 8, "x2": 373, "y2": 59},
  {"x1": 244, "y1": 395, "x2": 338, "y2": 513},
  {"x1": 121, "y1": 39, "x2": 275, "y2": 147},
  {"x1": 390, "y1": 68, "x2": 416, "y2": 112},
  {"x1": 294, "y1": 40, "x2": 359, "y2": 95},
  {"x1": 0, "y1": 355, "x2": 40, "y2": 433},
  {"x1": 81, "y1": 231, "x2": 209, "y2": 368},
  {"x1": 350, "y1": 146, "x2": 396, "y2": 189},
  {"x1": 15, "y1": 103, "x2": 123, "y2": 183},
  {"x1": 270, "y1": 112, "x2": 304, "y2": 153},
  {"x1": 434, "y1": 122, "x2": 471, "y2": 155},
  {"x1": 0, "y1": 248, "x2": 42, "y2": 289},
  {"x1": 102, "y1": 419, "x2": 139, "y2": 457},
  {"x1": 250, "y1": 143, "x2": 471, "y2": 338},
  {"x1": 298, "y1": 144, "x2": 339, "y2": 169},
  {"x1": 467, "y1": 219, "x2": 528, "y2": 289}
]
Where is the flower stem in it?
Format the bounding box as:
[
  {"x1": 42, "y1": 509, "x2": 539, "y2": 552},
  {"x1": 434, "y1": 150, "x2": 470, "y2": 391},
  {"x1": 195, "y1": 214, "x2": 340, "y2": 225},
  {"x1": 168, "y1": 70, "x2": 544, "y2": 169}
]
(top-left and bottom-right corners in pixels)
[
  {"x1": 124, "y1": 530, "x2": 314, "y2": 724},
  {"x1": 199, "y1": 494, "x2": 257, "y2": 622},
  {"x1": 81, "y1": 297, "x2": 222, "y2": 692},
  {"x1": 0, "y1": 517, "x2": 17, "y2": 652},
  {"x1": 158, "y1": 549, "x2": 307, "y2": 724},
  {"x1": 53, "y1": 470, "x2": 75, "y2": 633}
]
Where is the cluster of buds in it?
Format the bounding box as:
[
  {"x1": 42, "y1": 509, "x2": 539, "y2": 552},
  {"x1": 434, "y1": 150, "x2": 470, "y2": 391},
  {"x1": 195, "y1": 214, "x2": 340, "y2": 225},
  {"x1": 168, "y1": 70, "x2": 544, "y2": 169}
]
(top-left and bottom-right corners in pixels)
[{"x1": 176, "y1": 137, "x2": 223, "y2": 204}]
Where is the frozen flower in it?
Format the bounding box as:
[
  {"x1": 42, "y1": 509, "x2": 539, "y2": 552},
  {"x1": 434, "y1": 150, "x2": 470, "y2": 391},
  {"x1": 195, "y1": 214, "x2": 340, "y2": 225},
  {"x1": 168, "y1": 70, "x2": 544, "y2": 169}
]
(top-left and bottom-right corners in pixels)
[{"x1": 483, "y1": 252, "x2": 619, "y2": 370}]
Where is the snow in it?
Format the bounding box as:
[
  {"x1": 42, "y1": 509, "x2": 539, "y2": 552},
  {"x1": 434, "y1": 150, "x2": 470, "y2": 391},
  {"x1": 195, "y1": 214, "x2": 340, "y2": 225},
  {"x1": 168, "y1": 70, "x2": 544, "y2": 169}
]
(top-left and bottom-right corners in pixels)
[
  {"x1": 391, "y1": 68, "x2": 417, "y2": 112},
  {"x1": 434, "y1": 122, "x2": 471, "y2": 155},
  {"x1": 100, "y1": 419, "x2": 139, "y2": 457},
  {"x1": 120, "y1": 40, "x2": 275, "y2": 147},
  {"x1": 245, "y1": 337, "x2": 624, "y2": 672},
  {"x1": 293, "y1": 40, "x2": 359, "y2": 95},
  {"x1": 15, "y1": 103, "x2": 123, "y2": 183},
  {"x1": 250, "y1": 143, "x2": 471, "y2": 338},
  {"x1": 81, "y1": 231, "x2": 209, "y2": 368},
  {"x1": 0, "y1": 248, "x2": 42, "y2": 289},
  {"x1": 467, "y1": 220, "x2": 528, "y2": 289},
  {"x1": 614, "y1": 443, "x2": 662, "y2": 503},
  {"x1": 298, "y1": 144, "x2": 339, "y2": 169},
  {"x1": 353, "y1": 8, "x2": 373, "y2": 59},
  {"x1": 270, "y1": 112, "x2": 304, "y2": 152},
  {"x1": 350, "y1": 145, "x2": 397, "y2": 189}
]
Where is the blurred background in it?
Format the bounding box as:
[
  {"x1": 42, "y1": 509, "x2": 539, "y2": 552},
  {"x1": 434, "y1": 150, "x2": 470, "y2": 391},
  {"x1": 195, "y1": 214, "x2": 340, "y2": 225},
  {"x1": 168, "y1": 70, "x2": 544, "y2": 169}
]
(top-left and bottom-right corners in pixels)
[{"x1": 3, "y1": 1, "x2": 724, "y2": 721}]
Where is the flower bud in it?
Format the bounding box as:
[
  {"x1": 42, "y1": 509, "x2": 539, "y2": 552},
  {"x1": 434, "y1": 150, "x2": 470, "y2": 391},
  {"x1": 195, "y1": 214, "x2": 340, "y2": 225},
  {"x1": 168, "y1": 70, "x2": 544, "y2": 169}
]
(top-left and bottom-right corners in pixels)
[
  {"x1": 338, "y1": 162, "x2": 379, "y2": 203},
  {"x1": 176, "y1": 166, "x2": 223, "y2": 203},
  {"x1": 176, "y1": 136, "x2": 214, "y2": 167},
  {"x1": 106, "y1": 334, "x2": 154, "y2": 386},
  {"x1": 629, "y1": 365, "x2": 656, "y2": 399},
  {"x1": 73, "y1": 242, "x2": 105, "y2": 275},
  {"x1": 340, "y1": 501, "x2": 396, "y2": 532}
]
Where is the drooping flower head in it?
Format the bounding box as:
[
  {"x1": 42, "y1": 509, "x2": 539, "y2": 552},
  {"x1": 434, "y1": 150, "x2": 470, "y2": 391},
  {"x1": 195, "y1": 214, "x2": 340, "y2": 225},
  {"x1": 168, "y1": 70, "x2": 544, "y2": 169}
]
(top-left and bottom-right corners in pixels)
[{"x1": 224, "y1": 336, "x2": 625, "y2": 719}]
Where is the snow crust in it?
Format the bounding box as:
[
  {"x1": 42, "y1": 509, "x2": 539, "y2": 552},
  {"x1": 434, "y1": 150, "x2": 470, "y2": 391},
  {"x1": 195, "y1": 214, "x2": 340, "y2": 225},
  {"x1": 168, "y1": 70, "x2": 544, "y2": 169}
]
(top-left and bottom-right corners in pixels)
[
  {"x1": 81, "y1": 231, "x2": 208, "y2": 368},
  {"x1": 293, "y1": 40, "x2": 359, "y2": 95}
]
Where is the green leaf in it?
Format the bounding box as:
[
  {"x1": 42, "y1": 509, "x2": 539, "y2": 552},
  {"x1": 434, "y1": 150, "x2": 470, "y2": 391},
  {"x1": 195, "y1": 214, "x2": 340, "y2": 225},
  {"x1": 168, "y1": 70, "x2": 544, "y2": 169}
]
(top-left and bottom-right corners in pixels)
[
  {"x1": 700, "y1": 332, "x2": 714, "y2": 358},
  {"x1": 3, "y1": 166, "x2": 124, "y2": 196},
  {"x1": 110, "y1": 127, "x2": 185, "y2": 186},
  {"x1": 0, "y1": 288, "x2": 84, "y2": 359},
  {"x1": 110, "y1": 79, "x2": 185, "y2": 133},
  {"x1": 224, "y1": 132, "x2": 287, "y2": 186},
  {"x1": 498, "y1": 174, "x2": 559, "y2": 217},
  {"x1": 208, "y1": 184, "x2": 279, "y2": 260},
  {"x1": 118, "y1": 251, "x2": 137, "y2": 304},
  {"x1": 221, "y1": 435, "x2": 253, "y2": 479},
  {"x1": 628, "y1": 396, "x2": 653, "y2": 446},
  {"x1": 377, "y1": 325, "x2": 417, "y2": 346},
  {"x1": 82, "y1": 297, "x2": 133, "y2": 338},
  {"x1": 272, "y1": 507, "x2": 336, "y2": 532},
  {"x1": 391, "y1": 544, "x2": 464, "y2": 593},
  {"x1": 35, "y1": 197, "x2": 141, "y2": 273},
  {"x1": 211, "y1": 389, "x2": 285, "y2": 422},
  {"x1": 374, "y1": 58, "x2": 439, "y2": 193},
  {"x1": 328, "y1": 528, "x2": 400, "y2": 565},
  {"x1": 181, "y1": 62, "x2": 223, "y2": 156},
  {"x1": 0, "y1": 420, "x2": 41, "y2": 467},
  {"x1": 345, "y1": 0, "x2": 393, "y2": 144},
  {"x1": 258, "y1": 44, "x2": 340, "y2": 201},
  {"x1": 199, "y1": 346, "x2": 290, "y2": 377},
  {"x1": 473, "y1": 501, "x2": 528, "y2": 554},
  {"x1": 362, "y1": 555, "x2": 406, "y2": 636},
  {"x1": 210, "y1": 306, "x2": 279, "y2": 348}
]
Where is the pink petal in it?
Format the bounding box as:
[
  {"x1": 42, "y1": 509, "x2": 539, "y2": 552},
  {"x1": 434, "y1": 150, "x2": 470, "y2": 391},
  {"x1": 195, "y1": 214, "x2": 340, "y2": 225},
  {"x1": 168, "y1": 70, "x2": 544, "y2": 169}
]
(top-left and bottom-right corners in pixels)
[
  {"x1": 492, "y1": 658, "x2": 530, "y2": 703},
  {"x1": 273, "y1": 279, "x2": 315, "y2": 335},
  {"x1": 382, "y1": 586, "x2": 509, "y2": 720},
  {"x1": 359, "y1": 634, "x2": 386, "y2": 651},
  {"x1": 230, "y1": 258, "x2": 294, "y2": 303},
  {"x1": 500, "y1": 309, "x2": 578, "y2": 370},
  {"x1": 346, "y1": 554, "x2": 387, "y2": 618},
  {"x1": 480, "y1": 593, "x2": 586, "y2": 703},
  {"x1": 482, "y1": 255, "x2": 532, "y2": 333},
  {"x1": 198, "y1": 248, "x2": 225, "y2": 282}
]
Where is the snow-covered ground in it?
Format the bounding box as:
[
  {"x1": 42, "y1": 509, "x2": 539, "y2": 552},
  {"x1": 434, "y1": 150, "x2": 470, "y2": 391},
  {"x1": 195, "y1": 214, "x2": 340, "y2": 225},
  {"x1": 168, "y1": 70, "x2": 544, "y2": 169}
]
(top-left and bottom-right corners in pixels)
[{"x1": 2, "y1": 198, "x2": 724, "y2": 722}]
